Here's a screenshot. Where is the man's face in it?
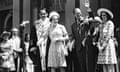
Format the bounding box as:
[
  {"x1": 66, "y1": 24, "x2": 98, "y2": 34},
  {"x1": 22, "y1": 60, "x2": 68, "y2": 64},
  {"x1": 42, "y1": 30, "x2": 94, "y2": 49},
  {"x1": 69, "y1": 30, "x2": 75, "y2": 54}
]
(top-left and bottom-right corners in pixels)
[
  {"x1": 74, "y1": 9, "x2": 82, "y2": 20},
  {"x1": 39, "y1": 10, "x2": 47, "y2": 19}
]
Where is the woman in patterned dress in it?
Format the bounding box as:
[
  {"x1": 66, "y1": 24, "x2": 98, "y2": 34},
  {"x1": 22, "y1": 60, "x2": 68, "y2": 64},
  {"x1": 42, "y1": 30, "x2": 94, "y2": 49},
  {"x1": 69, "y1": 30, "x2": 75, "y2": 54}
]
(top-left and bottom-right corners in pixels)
[
  {"x1": 47, "y1": 11, "x2": 69, "y2": 72},
  {"x1": 0, "y1": 31, "x2": 15, "y2": 72},
  {"x1": 97, "y1": 8, "x2": 117, "y2": 72}
]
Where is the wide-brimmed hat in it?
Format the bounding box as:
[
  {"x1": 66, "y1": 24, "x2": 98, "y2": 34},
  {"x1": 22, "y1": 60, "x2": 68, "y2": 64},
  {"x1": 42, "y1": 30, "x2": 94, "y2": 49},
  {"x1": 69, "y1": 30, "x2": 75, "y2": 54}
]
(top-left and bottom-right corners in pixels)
[
  {"x1": 49, "y1": 11, "x2": 60, "y2": 19},
  {"x1": 0, "y1": 31, "x2": 11, "y2": 38},
  {"x1": 97, "y1": 8, "x2": 113, "y2": 19}
]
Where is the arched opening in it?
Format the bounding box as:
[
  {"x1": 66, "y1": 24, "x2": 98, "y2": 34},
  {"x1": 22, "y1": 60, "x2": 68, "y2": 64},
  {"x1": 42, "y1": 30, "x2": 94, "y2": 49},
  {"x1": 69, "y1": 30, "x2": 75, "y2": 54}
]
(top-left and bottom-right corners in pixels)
[{"x1": 4, "y1": 11, "x2": 13, "y2": 32}]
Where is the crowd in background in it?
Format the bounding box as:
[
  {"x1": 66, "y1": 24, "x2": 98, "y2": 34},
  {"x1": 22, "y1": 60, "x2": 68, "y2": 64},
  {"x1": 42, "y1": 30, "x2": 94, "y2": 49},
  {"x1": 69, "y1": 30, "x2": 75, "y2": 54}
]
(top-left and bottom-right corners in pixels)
[{"x1": 0, "y1": 3, "x2": 120, "y2": 72}]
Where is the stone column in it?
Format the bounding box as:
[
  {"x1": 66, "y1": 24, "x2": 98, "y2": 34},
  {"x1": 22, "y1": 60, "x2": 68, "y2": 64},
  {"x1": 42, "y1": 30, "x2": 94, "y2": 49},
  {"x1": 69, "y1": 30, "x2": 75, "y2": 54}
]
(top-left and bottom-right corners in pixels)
[
  {"x1": 65, "y1": 0, "x2": 75, "y2": 33},
  {"x1": 23, "y1": 0, "x2": 31, "y2": 34},
  {"x1": 13, "y1": 0, "x2": 20, "y2": 28},
  {"x1": 80, "y1": 0, "x2": 88, "y2": 17}
]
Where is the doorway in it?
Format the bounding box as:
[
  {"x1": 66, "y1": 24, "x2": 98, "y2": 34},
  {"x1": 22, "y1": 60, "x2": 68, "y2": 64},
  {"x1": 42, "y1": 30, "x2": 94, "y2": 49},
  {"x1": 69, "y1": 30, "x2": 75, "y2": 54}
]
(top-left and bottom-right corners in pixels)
[{"x1": 0, "y1": 10, "x2": 12, "y2": 34}]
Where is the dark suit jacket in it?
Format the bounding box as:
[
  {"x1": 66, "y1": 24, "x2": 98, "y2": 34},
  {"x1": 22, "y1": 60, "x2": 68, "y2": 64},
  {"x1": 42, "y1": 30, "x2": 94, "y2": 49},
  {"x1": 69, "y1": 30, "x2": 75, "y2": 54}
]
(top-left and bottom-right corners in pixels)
[
  {"x1": 71, "y1": 21, "x2": 89, "y2": 51},
  {"x1": 29, "y1": 25, "x2": 41, "y2": 65}
]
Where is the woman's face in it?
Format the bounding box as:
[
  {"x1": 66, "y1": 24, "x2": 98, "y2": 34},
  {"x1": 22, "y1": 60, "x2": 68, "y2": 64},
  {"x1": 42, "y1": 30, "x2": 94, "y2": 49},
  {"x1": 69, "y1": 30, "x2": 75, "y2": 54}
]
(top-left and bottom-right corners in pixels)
[
  {"x1": 101, "y1": 12, "x2": 108, "y2": 22},
  {"x1": 51, "y1": 15, "x2": 59, "y2": 26},
  {"x1": 3, "y1": 35, "x2": 9, "y2": 40},
  {"x1": 12, "y1": 31, "x2": 18, "y2": 36}
]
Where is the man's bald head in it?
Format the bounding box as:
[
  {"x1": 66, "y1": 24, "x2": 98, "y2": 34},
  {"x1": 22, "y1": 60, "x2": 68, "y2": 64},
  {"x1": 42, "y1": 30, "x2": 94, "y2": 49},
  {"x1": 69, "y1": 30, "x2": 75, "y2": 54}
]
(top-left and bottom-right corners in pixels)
[
  {"x1": 73, "y1": 8, "x2": 82, "y2": 20},
  {"x1": 73, "y1": 8, "x2": 82, "y2": 15}
]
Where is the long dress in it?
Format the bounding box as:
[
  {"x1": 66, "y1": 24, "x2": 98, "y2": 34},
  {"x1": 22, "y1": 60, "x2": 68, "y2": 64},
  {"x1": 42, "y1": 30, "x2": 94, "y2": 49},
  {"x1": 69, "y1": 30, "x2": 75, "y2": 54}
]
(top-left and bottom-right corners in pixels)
[
  {"x1": 0, "y1": 40, "x2": 15, "y2": 71},
  {"x1": 9, "y1": 36, "x2": 21, "y2": 72},
  {"x1": 97, "y1": 20, "x2": 117, "y2": 64},
  {"x1": 24, "y1": 42, "x2": 34, "y2": 72},
  {"x1": 48, "y1": 24, "x2": 68, "y2": 67}
]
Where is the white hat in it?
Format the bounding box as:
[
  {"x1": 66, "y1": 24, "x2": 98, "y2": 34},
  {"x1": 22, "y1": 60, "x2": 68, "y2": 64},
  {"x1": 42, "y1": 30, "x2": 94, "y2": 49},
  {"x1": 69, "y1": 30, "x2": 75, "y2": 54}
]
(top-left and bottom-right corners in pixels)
[
  {"x1": 97, "y1": 8, "x2": 113, "y2": 19},
  {"x1": 0, "y1": 31, "x2": 10, "y2": 38},
  {"x1": 11, "y1": 28, "x2": 19, "y2": 32},
  {"x1": 49, "y1": 11, "x2": 60, "y2": 19}
]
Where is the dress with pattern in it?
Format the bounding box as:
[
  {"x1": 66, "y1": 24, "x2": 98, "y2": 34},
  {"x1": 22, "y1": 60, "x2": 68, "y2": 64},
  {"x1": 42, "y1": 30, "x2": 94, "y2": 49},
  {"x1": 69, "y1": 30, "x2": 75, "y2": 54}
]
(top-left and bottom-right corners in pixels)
[
  {"x1": 97, "y1": 20, "x2": 117, "y2": 64},
  {"x1": 0, "y1": 40, "x2": 15, "y2": 71},
  {"x1": 48, "y1": 24, "x2": 68, "y2": 67}
]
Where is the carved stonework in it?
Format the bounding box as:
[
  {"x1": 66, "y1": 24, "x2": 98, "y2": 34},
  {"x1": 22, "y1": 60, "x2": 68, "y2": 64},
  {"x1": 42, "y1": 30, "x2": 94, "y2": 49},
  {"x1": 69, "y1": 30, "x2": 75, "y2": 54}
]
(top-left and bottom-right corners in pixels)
[
  {"x1": 0, "y1": 0, "x2": 13, "y2": 9},
  {"x1": 48, "y1": 0, "x2": 66, "y2": 12}
]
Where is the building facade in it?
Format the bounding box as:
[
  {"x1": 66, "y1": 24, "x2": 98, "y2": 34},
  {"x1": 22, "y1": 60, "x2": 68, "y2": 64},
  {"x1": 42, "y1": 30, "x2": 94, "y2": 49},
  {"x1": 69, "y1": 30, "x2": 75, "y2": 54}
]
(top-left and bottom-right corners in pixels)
[{"x1": 0, "y1": 0, "x2": 120, "y2": 34}]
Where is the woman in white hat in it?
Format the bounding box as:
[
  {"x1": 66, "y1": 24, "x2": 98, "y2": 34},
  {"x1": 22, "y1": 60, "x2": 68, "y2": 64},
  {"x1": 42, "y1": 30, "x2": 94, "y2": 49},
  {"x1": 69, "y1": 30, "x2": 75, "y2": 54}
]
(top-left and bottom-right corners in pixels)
[
  {"x1": 10, "y1": 28, "x2": 23, "y2": 72},
  {"x1": 0, "y1": 31, "x2": 16, "y2": 72},
  {"x1": 97, "y1": 8, "x2": 117, "y2": 72},
  {"x1": 47, "y1": 11, "x2": 69, "y2": 72}
]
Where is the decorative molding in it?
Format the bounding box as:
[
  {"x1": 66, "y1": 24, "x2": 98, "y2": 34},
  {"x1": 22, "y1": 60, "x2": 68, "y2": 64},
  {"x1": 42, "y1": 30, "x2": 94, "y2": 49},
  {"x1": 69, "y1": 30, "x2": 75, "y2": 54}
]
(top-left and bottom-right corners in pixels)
[
  {"x1": 0, "y1": 0, "x2": 13, "y2": 10},
  {"x1": 4, "y1": 12, "x2": 12, "y2": 30}
]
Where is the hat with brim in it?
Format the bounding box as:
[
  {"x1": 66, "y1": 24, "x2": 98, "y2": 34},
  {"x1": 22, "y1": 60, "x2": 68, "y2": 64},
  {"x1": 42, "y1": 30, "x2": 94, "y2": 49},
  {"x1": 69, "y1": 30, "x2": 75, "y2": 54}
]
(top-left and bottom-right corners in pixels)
[
  {"x1": 97, "y1": 8, "x2": 113, "y2": 19},
  {"x1": 49, "y1": 11, "x2": 60, "y2": 19},
  {"x1": 0, "y1": 31, "x2": 11, "y2": 38}
]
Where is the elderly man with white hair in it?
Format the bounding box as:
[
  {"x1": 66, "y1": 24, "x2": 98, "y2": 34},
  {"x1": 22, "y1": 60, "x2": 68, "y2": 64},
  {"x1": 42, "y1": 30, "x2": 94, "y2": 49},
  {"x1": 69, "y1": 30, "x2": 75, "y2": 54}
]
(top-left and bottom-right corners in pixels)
[{"x1": 71, "y1": 8, "x2": 90, "y2": 72}]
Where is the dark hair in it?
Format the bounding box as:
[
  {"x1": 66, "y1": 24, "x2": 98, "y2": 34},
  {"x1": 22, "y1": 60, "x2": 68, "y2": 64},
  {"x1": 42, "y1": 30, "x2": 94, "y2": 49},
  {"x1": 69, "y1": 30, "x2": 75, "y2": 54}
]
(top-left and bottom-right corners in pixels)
[
  {"x1": 73, "y1": 8, "x2": 76, "y2": 14},
  {"x1": 100, "y1": 11, "x2": 111, "y2": 21},
  {"x1": 39, "y1": 8, "x2": 47, "y2": 13},
  {"x1": 50, "y1": 18, "x2": 52, "y2": 22},
  {"x1": 24, "y1": 33, "x2": 30, "y2": 42}
]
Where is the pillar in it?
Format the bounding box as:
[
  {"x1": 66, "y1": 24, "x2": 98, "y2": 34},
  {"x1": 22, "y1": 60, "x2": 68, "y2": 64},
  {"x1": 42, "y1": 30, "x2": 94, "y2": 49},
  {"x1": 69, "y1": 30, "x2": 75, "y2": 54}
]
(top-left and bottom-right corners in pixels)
[
  {"x1": 13, "y1": 0, "x2": 20, "y2": 28},
  {"x1": 80, "y1": 0, "x2": 88, "y2": 17},
  {"x1": 23, "y1": 0, "x2": 31, "y2": 34},
  {"x1": 65, "y1": 0, "x2": 75, "y2": 33}
]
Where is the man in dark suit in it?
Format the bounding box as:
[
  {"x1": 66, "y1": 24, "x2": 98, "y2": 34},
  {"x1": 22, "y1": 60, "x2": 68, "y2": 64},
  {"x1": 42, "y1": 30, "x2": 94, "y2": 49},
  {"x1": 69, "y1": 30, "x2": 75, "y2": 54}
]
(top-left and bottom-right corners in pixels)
[{"x1": 71, "y1": 8, "x2": 89, "y2": 72}]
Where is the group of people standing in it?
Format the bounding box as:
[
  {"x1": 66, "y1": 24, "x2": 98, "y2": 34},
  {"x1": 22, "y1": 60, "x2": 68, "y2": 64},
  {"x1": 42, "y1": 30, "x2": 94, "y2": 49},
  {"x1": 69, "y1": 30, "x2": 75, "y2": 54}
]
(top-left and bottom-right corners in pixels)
[
  {"x1": 71, "y1": 7, "x2": 118, "y2": 72},
  {"x1": 0, "y1": 5, "x2": 119, "y2": 72},
  {"x1": 0, "y1": 28, "x2": 24, "y2": 72}
]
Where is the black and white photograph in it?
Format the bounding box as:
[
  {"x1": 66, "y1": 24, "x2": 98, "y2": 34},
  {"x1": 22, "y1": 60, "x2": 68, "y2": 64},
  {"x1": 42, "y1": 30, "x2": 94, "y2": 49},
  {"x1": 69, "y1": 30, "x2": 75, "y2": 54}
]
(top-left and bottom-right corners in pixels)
[{"x1": 0, "y1": 0, "x2": 120, "y2": 72}]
